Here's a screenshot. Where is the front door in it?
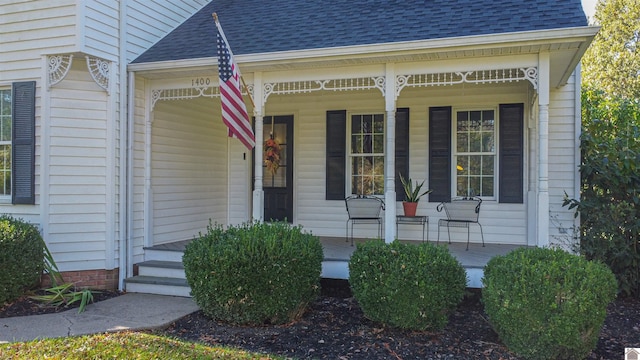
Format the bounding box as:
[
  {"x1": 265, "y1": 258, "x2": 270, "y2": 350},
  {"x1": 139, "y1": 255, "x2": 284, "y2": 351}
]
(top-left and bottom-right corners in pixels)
[{"x1": 262, "y1": 115, "x2": 293, "y2": 222}]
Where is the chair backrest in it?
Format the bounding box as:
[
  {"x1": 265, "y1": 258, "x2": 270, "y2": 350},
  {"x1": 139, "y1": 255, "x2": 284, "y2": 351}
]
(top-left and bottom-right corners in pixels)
[
  {"x1": 438, "y1": 197, "x2": 482, "y2": 223},
  {"x1": 345, "y1": 196, "x2": 384, "y2": 219}
]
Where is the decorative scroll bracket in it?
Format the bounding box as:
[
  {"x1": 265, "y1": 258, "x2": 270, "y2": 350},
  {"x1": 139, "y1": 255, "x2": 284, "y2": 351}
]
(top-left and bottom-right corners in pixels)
[
  {"x1": 86, "y1": 56, "x2": 111, "y2": 93},
  {"x1": 47, "y1": 54, "x2": 74, "y2": 90}
]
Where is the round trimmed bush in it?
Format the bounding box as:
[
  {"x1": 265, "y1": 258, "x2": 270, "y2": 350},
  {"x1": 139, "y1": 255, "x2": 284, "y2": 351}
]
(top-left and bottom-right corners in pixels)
[
  {"x1": 183, "y1": 221, "x2": 323, "y2": 325},
  {"x1": 482, "y1": 247, "x2": 617, "y2": 360},
  {"x1": 0, "y1": 215, "x2": 45, "y2": 304},
  {"x1": 349, "y1": 240, "x2": 467, "y2": 330}
]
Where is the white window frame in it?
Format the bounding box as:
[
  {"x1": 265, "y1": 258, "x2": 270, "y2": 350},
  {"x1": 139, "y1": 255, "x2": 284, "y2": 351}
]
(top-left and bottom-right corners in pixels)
[
  {"x1": 452, "y1": 106, "x2": 498, "y2": 200},
  {"x1": 347, "y1": 112, "x2": 385, "y2": 196}
]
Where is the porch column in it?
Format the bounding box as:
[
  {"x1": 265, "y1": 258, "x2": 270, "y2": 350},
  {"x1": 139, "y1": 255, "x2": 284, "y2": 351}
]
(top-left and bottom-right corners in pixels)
[
  {"x1": 384, "y1": 64, "x2": 397, "y2": 243},
  {"x1": 537, "y1": 52, "x2": 550, "y2": 247},
  {"x1": 252, "y1": 72, "x2": 265, "y2": 221}
]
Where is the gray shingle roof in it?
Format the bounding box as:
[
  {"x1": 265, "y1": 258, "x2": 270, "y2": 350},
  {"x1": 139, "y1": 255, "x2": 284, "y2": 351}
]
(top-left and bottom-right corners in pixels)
[{"x1": 132, "y1": 0, "x2": 588, "y2": 64}]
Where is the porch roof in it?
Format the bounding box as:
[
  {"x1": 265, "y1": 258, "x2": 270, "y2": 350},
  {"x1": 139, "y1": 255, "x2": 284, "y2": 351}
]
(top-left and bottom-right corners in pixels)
[{"x1": 132, "y1": 0, "x2": 588, "y2": 64}]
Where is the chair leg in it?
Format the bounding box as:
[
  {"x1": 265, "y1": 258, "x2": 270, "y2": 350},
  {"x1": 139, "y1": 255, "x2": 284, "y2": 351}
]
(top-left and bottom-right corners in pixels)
[
  {"x1": 346, "y1": 220, "x2": 349, "y2": 243},
  {"x1": 466, "y1": 225, "x2": 470, "y2": 251},
  {"x1": 478, "y1": 223, "x2": 485, "y2": 247},
  {"x1": 351, "y1": 222, "x2": 354, "y2": 246},
  {"x1": 437, "y1": 221, "x2": 441, "y2": 245},
  {"x1": 446, "y1": 223, "x2": 452, "y2": 244}
]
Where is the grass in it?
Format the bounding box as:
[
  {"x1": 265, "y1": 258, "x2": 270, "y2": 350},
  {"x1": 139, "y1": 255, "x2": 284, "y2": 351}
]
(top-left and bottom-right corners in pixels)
[{"x1": 0, "y1": 331, "x2": 281, "y2": 360}]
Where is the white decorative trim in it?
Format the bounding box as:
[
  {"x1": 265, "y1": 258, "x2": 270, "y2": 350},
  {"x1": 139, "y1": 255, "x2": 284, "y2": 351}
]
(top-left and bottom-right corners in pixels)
[
  {"x1": 149, "y1": 67, "x2": 538, "y2": 107},
  {"x1": 263, "y1": 77, "x2": 386, "y2": 102},
  {"x1": 85, "y1": 56, "x2": 111, "y2": 92},
  {"x1": 47, "y1": 55, "x2": 73, "y2": 89},
  {"x1": 150, "y1": 86, "x2": 221, "y2": 109},
  {"x1": 396, "y1": 75, "x2": 411, "y2": 98},
  {"x1": 398, "y1": 67, "x2": 538, "y2": 96}
]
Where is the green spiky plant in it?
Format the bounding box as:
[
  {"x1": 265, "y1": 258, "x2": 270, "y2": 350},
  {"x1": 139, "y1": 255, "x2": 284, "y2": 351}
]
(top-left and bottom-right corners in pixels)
[
  {"x1": 31, "y1": 239, "x2": 97, "y2": 314},
  {"x1": 399, "y1": 173, "x2": 432, "y2": 202}
]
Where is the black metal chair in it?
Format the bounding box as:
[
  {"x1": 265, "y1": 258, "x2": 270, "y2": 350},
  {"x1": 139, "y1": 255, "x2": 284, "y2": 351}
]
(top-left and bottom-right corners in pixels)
[
  {"x1": 345, "y1": 195, "x2": 384, "y2": 246},
  {"x1": 436, "y1": 197, "x2": 485, "y2": 250}
]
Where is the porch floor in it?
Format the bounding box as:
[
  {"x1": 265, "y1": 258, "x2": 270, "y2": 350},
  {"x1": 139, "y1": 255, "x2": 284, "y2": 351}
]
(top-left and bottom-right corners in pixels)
[{"x1": 149, "y1": 237, "x2": 524, "y2": 270}]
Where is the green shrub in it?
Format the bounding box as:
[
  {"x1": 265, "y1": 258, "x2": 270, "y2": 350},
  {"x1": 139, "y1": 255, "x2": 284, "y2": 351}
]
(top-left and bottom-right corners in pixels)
[
  {"x1": 349, "y1": 241, "x2": 467, "y2": 331},
  {"x1": 482, "y1": 247, "x2": 617, "y2": 360},
  {"x1": 182, "y1": 221, "x2": 323, "y2": 325},
  {"x1": 0, "y1": 215, "x2": 45, "y2": 304}
]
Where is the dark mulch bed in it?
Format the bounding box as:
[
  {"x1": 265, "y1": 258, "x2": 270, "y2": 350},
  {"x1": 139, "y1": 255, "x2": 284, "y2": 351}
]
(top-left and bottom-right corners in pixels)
[
  {"x1": 0, "y1": 289, "x2": 122, "y2": 318},
  {"x1": 163, "y1": 279, "x2": 640, "y2": 360},
  {"x1": 1, "y1": 281, "x2": 638, "y2": 359}
]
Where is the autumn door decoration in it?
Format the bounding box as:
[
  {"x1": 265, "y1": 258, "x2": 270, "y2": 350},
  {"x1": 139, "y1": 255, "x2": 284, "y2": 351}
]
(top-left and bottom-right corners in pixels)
[{"x1": 264, "y1": 136, "x2": 281, "y2": 175}]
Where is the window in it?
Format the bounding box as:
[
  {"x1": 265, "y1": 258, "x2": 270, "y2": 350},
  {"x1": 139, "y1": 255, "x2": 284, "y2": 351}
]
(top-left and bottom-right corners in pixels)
[
  {"x1": 454, "y1": 109, "x2": 495, "y2": 198},
  {"x1": 429, "y1": 104, "x2": 523, "y2": 204},
  {"x1": 0, "y1": 89, "x2": 11, "y2": 198},
  {"x1": 350, "y1": 114, "x2": 384, "y2": 195},
  {"x1": 325, "y1": 109, "x2": 409, "y2": 201}
]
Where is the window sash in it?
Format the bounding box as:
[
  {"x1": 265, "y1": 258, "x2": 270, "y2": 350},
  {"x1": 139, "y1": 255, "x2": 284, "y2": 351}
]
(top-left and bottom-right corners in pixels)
[
  {"x1": 0, "y1": 88, "x2": 11, "y2": 198},
  {"x1": 454, "y1": 109, "x2": 496, "y2": 198},
  {"x1": 349, "y1": 113, "x2": 384, "y2": 196}
]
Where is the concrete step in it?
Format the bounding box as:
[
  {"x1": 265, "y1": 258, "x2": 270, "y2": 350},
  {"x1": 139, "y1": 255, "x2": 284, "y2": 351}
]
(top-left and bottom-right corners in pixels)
[
  {"x1": 137, "y1": 260, "x2": 186, "y2": 279},
  {"x1": 143, "y1": 248, "x2": 184, "y2": 262},
  {"x1": 125, "y1": 275, "x2": 191, "y2": 297},
  {"x1": 322, "y1": 259, "x2": 349, "y2": 280}
]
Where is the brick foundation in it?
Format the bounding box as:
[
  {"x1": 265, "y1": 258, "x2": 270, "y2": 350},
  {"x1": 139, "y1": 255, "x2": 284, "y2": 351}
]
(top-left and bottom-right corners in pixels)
[{"x1": 40, "y1": 269, "x2": 119, "y2": 290}]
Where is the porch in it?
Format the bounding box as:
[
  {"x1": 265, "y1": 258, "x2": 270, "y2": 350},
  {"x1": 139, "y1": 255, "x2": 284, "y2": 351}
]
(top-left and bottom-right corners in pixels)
[{"x1": 124, "y1": 236, "x2": 524, "y2": 297}]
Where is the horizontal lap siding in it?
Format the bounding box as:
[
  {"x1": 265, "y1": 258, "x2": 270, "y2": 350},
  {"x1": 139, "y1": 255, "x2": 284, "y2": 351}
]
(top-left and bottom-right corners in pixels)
[
  {"x1": 151, "y1": 97, "x2": 227, "y2": 245},
  {"x1": 548, "y1": 72, "x2": 579, "y2": 242},
  {"x1": 47, "y1": 63, "x2": 108, "y2": 271},
  {"x1": 0, "y1": 1, "x2": 76, "y2": 79},
  {"x1": 84, "y1": 1, "x2": 119, "y2": 59},
  {"x1": 227, "y1": 136, "x2": 250, "y2": 226},
  {"x1": 126, "y1": 0, "x2": 209, "y2": 62}
]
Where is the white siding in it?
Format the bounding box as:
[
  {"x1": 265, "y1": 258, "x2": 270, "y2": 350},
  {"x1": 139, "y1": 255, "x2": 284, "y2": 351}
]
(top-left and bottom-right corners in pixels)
[
  {"x1": 46, "y1": 60, "x2": 109, "y2": 271},
  {"x1": 227, "y1": 139, "x2": 251, "y2": 226},
  {"x1": 151, "y1": 97, "x2": 228, "y2": 245},
  {"x1": 125, "y1": 0, "x2": 209, "y2": 62},
  {"x1": 548, "y1": 71, "x2": 580, "y2": 245},
  {"x1": 0, "y1": 0, "x2": 76, "y2": 80},
  {"x1": 83, "y1": 0, "x2": 120, "y2": 60}
]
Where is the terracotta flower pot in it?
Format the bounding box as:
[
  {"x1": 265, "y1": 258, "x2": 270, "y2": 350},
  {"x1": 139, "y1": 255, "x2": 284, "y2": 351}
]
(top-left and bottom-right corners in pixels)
[{"x1": 402, "y1": 202, "x2": 418, "y2": 217}]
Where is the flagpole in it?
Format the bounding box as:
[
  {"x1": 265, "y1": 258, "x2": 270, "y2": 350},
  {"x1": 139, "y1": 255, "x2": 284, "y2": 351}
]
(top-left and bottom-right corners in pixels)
[{"x1": 212, "y1": 13, "x2": 256, "y2": 110}]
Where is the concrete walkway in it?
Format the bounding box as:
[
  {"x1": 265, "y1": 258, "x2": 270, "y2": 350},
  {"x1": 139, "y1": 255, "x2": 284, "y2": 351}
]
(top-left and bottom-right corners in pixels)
[{"x1": 0, "y1": 293, "x2": 199, "y2": 343}]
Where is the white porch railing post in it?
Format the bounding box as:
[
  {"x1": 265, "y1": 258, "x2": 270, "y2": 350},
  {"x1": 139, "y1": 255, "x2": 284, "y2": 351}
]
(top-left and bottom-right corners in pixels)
[
  {"x1": 384, "y1": 64, "x2": 397, "y2": 243},
  {"x1": 252, "y1": 72, "x2": 265, "y2": 222},
  {"x1": 537, "y1": 52, "x2": 550, "y2": 247}
]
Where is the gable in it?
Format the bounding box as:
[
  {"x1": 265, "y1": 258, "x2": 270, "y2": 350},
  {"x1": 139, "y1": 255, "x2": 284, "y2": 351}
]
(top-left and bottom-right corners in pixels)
[{"x1": 132, "y1": 0, "x2": 588, "y2": 64}]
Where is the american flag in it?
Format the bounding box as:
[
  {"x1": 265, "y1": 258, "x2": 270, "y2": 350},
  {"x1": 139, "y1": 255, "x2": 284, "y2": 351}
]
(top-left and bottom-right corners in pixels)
[{"x1": 215, "y1": 17, "x2": 255, "y2": 150}]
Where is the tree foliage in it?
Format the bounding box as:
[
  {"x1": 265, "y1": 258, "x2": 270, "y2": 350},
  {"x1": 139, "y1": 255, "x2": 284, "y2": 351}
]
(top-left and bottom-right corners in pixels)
[
  {"x1": 565, "y1": 89, "x2": 640, "y2": 296},
  {"x1": 581, "y1": 0, "x2": 640, "y2": 100}
]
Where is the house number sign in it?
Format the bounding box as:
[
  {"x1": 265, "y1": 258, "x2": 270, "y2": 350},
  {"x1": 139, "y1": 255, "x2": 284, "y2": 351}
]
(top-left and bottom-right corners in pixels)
[{"x1": 191, "y1": 77, "x2": 211, "y2": 87}]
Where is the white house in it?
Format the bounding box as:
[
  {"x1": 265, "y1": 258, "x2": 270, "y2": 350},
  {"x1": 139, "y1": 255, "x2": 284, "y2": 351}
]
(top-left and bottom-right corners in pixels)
[{"x1": 1, "y1": 0, "x2": 597, "y2": 294}]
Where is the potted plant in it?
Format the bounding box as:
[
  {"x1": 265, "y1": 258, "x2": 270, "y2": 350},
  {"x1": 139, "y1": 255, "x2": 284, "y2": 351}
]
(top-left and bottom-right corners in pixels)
[{"x1": 399, "y1": 173, "x2": 432, "y2": 216}]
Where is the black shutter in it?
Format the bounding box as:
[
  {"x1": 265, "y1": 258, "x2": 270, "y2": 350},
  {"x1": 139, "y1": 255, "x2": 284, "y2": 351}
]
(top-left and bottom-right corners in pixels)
[
  {"x1": 499, "y1": 103, "x2": 524, "y2": 203},
  {"x1": 395, "y1": 108, "x2": 409, "y2": 201},
  {"x1": 11, "y1": 81, "x2": 36, "y2": 205},
  {"x1": 428, "y1": 106, "x2": 451, "y2": 202},
  {"x1": 326, "y1": 110, "x2": 346, "y2": 200}
]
